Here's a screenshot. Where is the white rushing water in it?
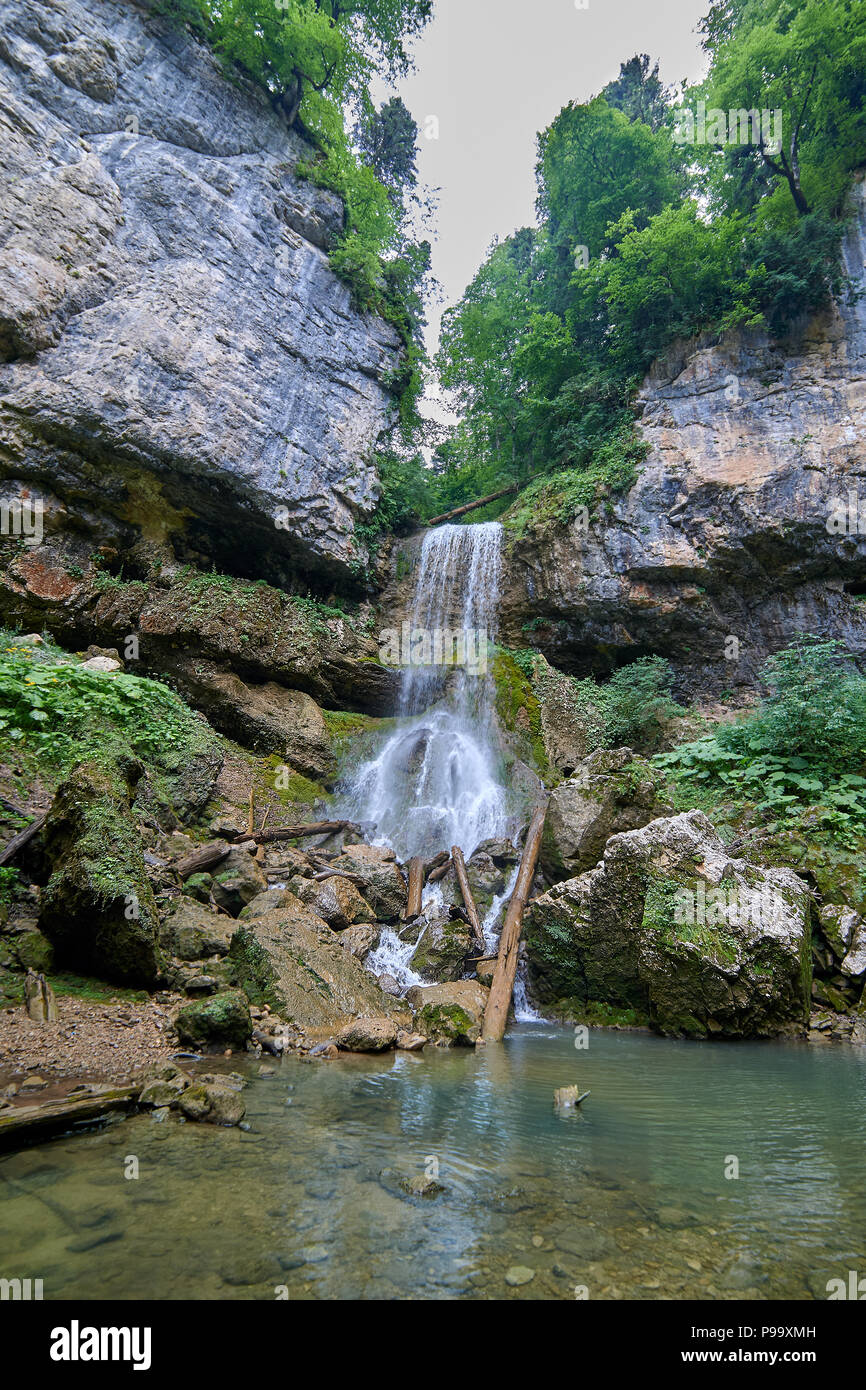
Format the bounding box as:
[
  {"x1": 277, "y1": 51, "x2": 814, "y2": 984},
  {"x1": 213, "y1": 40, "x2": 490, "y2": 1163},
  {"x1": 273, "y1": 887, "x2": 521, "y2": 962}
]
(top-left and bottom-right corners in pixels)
[
  {"x1": 339, "y1": 520, "x2": 540, "y2": 1002},
  {"x1": 341, "y1": 522, "x2": 513, "y2": 862}
]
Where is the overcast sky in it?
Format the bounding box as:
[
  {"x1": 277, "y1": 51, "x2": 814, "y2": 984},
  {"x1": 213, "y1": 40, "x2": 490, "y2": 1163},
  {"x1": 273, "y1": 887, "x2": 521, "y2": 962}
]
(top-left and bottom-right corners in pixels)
[{"x1": 377, "y1": 0, "x2": 712, "y2": 359}]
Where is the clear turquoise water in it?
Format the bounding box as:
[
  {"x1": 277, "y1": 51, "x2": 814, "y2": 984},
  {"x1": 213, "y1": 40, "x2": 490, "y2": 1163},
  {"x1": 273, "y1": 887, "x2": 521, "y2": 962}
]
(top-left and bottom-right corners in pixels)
[{"x1": 1, "y1": 1026, "x2": 864, "y2": 1300}]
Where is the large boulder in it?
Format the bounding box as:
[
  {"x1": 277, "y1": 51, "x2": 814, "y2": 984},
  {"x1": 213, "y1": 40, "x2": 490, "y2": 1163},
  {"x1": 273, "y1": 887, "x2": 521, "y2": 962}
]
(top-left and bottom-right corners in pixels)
[
  {"x1": 331, "y1": 845, "x2": 407, "y2": 921},
  {"x1": 289, "y1": 874, "x2": 374, "y2": 929},
  {"x1": 38, "y1": 751, "x2": 161, "y2": 985},
  {"x1": 406, "y1": 980, "x2": 489, "y2": 1045},
  {"x1": 160, "y1": 898, "x2": 235, "y2": 960},
  {"x1": 173, "y1": 989, "x2": 253, "y2": 1050},
  {"x1": 410, "y1": 911, "x2": 474, "y2": 982},
  {"x1": 211, "y1": 848, "x2": 268, "y2": 916},
  {"x1": 158, "y1": 663, "x2": 335, "y2": 780},
  {"x1": 525, "y1": 810, "x2": 812, "y2": 1039},
  {"x1": 541, "y1": 748, "x2": 666, "y2": 878},
  {"x1": 335, "y1": 1016, "x2": 398, "y2": 1052},
  {"x1": 228, "y1": 901, "x2": 409, "y2": 1032}
]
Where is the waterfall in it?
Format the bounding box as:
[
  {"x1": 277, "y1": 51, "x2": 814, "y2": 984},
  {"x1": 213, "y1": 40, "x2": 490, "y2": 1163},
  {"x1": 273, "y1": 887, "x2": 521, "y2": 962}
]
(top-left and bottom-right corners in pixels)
[{"x1": 340, "y1": 522, "x2": 512, "y2": 862}]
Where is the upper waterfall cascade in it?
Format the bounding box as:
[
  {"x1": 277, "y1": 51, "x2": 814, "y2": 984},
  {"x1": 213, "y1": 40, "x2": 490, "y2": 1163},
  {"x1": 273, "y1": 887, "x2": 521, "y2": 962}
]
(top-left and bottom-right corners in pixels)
[{"x1": 341, "y1": 522, "x2": 514, "y2": 861}]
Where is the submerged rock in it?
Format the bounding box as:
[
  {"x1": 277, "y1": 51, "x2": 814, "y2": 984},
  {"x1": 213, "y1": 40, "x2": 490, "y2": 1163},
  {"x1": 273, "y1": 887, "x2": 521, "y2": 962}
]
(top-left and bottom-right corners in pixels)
[{"x1": 525, "y1": 810, "x2": 812, "y2": 1038}]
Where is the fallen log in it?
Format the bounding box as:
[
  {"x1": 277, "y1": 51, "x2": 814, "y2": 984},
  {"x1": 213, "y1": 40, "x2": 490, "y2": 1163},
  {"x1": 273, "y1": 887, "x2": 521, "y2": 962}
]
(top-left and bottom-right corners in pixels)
[
  {"x1": 403, "y1": 855, "x2": 425, "y2": 920},
  {"x1": 0, "y1": 811, "x2": 47, "y2": 867},
  {"x1": 0, "y1": 1085, "x2": 140, "y2": 1152},
  {"x1": 173, "y1": 840, "x2": 231, "y2": 880},
  {"x1": 424, "y1": 850, "x2": 450, "y2": 875},
  {"x1": 452, "y1": 844, "x2": 485, "y2": 952},
  {"x1": 482, "y1": 802, "x2": 548, "y2": 1043},
  {"x1": 428, "y1": 485, "x2": 517, "y2": 527},
  {"x1": 234, "y1": 820, "x2": 362, "y2": 846},
  {"x1": 312, "y1": 869, "x2": 368, "y2": 887},
  {"x1": 427, "y1": 856, "x2": 452, "y2": 884}
]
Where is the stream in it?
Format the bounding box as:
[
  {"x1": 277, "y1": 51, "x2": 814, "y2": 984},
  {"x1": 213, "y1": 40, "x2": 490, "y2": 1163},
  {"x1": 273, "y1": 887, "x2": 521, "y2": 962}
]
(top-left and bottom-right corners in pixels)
[{"x1": 2, "y1": 1026, "x2": 865, "y2": 1300}]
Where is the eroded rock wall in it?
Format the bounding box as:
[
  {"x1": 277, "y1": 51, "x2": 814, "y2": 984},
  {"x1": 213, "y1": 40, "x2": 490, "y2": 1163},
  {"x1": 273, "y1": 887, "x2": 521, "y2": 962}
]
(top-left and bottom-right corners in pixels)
[
  {"x1": 0, "y1": 0, "x2": 401, "y2": 589},
  {"x1": 498, "y1": 178, "x2": 866, "y2": 691}
]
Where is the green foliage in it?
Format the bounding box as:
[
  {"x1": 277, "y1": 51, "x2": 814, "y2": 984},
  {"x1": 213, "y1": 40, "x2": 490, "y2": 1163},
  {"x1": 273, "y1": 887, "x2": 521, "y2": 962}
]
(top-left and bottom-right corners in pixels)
[
  {"x1": 0, "y1": 645, "x2": 213, "y2": 775},
  {"x1": 435, "y1": 0, "x2": 862, "y2": 519},
  {"x1": 657, "y1": 637, "x2": 866, "y2": 845}
]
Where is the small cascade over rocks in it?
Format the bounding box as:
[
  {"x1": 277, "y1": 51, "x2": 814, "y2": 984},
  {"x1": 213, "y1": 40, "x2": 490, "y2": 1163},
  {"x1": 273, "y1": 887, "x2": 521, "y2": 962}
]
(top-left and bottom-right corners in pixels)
[{"x1": 340, "y1": 522, "x2": 514, "y2": 862}]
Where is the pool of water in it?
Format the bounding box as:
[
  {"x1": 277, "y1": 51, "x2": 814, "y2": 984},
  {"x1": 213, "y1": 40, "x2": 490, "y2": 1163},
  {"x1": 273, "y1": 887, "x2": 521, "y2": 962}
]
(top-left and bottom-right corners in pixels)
[{"x1": 2, "y1": 1026, "x2": 865, "y2": 1300}]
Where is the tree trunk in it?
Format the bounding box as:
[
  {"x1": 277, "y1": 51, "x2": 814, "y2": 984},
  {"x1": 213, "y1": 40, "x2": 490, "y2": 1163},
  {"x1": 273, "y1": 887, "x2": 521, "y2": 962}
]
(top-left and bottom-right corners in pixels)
[
  {"x1": 403, "y1": 855, "x2": 425, "y2": 920},
  {"x1": 0, "y1": 812, "x2": 47, "y2": 867},
  {"x1": 482, "y1": 803, "x2": 548, "y2": 1042},
  {"x1": 236, "y1": 820, "x2": 362, "y2": 846},
  {"x1": 427, "y1": 855, "x2": 452, "y2": 884},
  {"x1": 428, "y1": 486, "x2": 517, "y2": 526},
  {"x1": 174, "y1": 840, "x2": 231, "y2": 880},
  {"x1": 451, "y1": 845, "x2": 485, "y2": 952}
]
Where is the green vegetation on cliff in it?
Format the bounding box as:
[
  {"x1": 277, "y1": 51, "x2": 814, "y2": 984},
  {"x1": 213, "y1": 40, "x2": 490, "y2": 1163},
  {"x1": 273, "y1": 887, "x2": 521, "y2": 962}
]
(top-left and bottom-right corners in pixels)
[{"x1": 425, "y1": 0, "x2": 865, "y2": 520}]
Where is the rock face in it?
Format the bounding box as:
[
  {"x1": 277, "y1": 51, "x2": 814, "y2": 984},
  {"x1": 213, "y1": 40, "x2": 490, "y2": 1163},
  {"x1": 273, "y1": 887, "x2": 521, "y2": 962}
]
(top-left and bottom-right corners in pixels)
[
  {"x1": 541, "y1": 749, "x2": 666, "y2": 877},
  {"x1": 228, "y1": 900, "x2": 408, "y2": 1032},
  {"x1": 38, "y1": 751, "x2": 161, "y2": 985},
  {"x1": 496, "y1": 179, "x2": 866, "y2": 692},
  {"x1": 525, "y1": 810, "x2": 812, "y2": 1038},
  {"x1": 406, "y1": 980, "x2": 489, "y2": 1045},
  {"x1": 0, "y1": 0, "x2": 401, "y2": 588}
]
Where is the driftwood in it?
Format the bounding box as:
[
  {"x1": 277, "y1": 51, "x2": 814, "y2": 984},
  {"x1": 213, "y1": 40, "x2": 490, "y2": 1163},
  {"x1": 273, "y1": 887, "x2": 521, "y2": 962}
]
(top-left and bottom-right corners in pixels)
[
  {"x1": 428, "y1": 485, "x2": 517, "y2": 527},
  {"x1": 451, "y1": 845, "x2": 485, "y2": 952},
  {"x1": 482, "y1": 802, "x2": 548, "y2": 1042},
  {"x1": 235, "y1": 820, "x2": 362, "y2": 846},
  {"x1": 427, "y1": 856, "x2": 452, "y2": 884},
  {"x1": 173, "y1": 840, "x2": 231, "y2": 881},
  {"x1": 0, "y1": 1085, "x2": 139, "y2": 1152},
  {"x1": 25, "y1": 971, "x2": 57, "y2": 1023},
  {"x1": 312, "y1": 869, "x2": 367, "y2": 887},
  {"x1": 424, "y1": 850, "x2": 450, "y2": 875},
  {"x1": 0, "y1": 811, "x2": 47, "y2": 867},
  {"x1": 252, "y1": 1028, "x2": 283, "y2": 1057},
  {"x1": 403, "y1": 855, "x2": 425, "y2": 920}
]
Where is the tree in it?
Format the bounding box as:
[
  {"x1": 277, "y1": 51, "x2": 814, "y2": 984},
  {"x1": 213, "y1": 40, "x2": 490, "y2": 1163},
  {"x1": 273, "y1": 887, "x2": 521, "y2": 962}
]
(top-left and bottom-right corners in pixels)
[
  {"x1": 536, "y1": 98, "x2": 682, "y2": 265},
  {"x1": 355, "y1": 96, "x2": 419, "y2": 215},
  {"x1": 601, "y1": 54, "x2": 672, "y2": 131},
  {"x1": 700, "y1": 0, "x2": 866, "y2": 216}
]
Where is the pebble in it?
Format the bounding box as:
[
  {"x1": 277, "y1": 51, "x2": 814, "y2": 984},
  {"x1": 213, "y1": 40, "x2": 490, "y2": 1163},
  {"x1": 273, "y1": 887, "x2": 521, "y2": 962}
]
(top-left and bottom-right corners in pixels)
[{"x1": 505, "y1": 1266, "x2": 536, "y2": 1286}]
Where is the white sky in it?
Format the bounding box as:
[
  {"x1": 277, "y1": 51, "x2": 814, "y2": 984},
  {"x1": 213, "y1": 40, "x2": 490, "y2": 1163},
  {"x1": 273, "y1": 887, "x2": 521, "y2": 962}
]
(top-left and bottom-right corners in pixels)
[{"x1": 378, "y1": 0, "x2": 712, "y2": 361}]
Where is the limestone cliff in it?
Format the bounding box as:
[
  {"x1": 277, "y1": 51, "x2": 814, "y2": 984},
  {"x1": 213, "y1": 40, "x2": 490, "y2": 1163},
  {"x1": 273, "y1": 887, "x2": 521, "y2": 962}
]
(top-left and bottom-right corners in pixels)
[
  {"x1": 0, "y1": 0, "x2": 401, "y2": 589},
  {"x1": 498, "y1": 178, "x2": 866, "y2": 691}
]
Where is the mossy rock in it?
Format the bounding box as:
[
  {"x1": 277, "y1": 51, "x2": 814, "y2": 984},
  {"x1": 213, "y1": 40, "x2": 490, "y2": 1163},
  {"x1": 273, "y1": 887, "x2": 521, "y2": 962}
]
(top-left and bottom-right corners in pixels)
[
  {"x1": 174, "y1": 989, "x2": 252, "y2": 1049},
  {"x1": 13, "y1": 929, "x2": 55, "y2": 973},
  {"x1": 38, "y1": 750, "x2": 162, "y2": 986},
  {"x1": 415, "y1": 1002, "x2": 479, "y2": 1045}
]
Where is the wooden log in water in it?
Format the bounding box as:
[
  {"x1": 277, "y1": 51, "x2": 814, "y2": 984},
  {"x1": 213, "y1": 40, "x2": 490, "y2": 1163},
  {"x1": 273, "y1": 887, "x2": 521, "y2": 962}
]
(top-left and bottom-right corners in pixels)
[
  {"x1": 424, "y1": 850, "x2": 450, "y2": 876},
  {"x1": 428, "y1": 485, "x2": 517, "y2": 526},
  {"x1": 0, "y1": 1085, "x2": 140, "y2": 1152},
  {"x1": 403, "y1": 855, "x2": 425, "y2": 920},
  {"x1": 482, "y1": 802, "x2": 548, "y2": 1043},
  {"x1": 451, "y1": 844, "x2": 485, "y2": 952}
]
